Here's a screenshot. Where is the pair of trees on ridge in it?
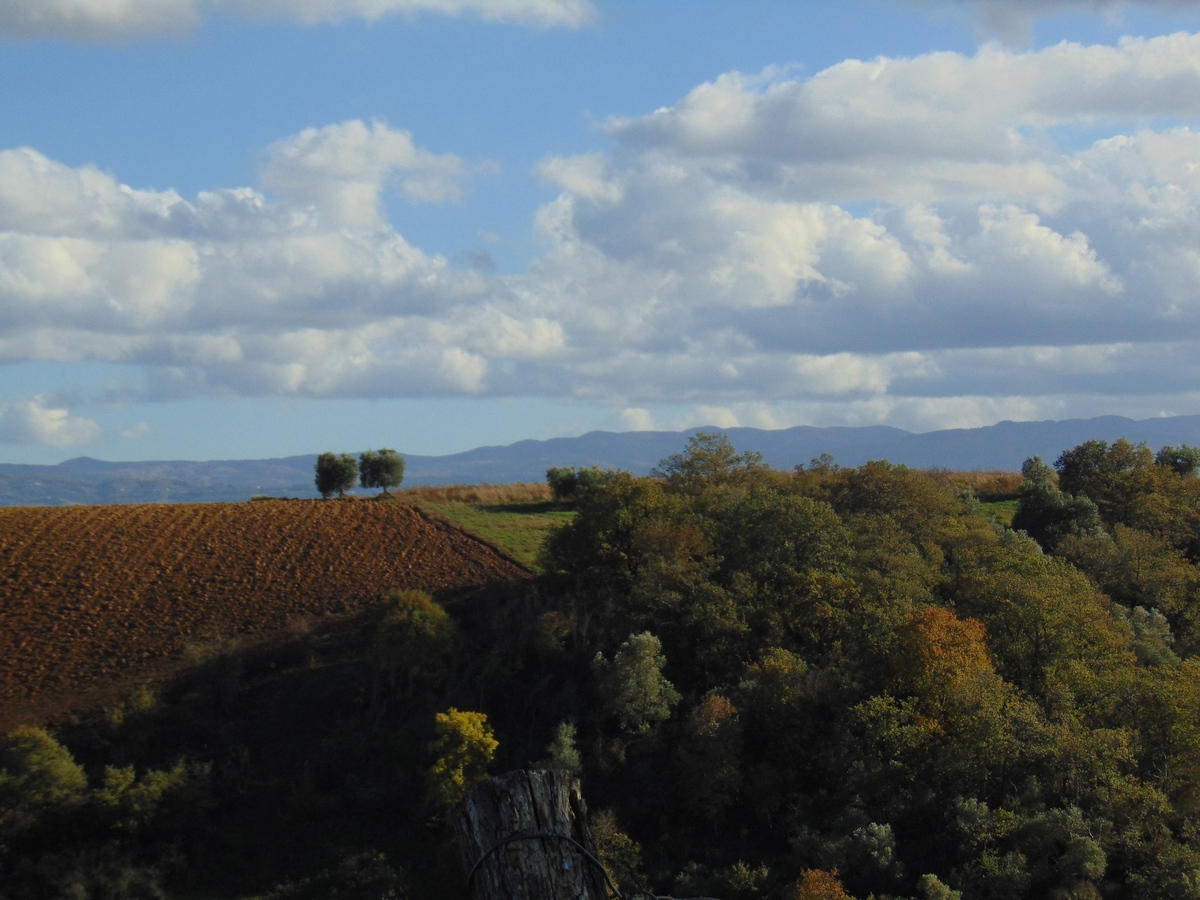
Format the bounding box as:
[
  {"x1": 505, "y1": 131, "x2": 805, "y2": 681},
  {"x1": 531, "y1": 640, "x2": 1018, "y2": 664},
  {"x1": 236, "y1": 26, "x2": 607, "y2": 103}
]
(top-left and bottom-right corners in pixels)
[{"x1": 314, "y1": 448, "x2": 405, "y2": 498}]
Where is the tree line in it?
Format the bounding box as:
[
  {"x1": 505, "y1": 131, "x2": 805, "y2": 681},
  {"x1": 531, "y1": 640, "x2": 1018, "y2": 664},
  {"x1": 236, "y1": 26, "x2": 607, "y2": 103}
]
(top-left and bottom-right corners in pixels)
[{"x1": 488, "y1": 433, "x2": 1200, "y2": 899}]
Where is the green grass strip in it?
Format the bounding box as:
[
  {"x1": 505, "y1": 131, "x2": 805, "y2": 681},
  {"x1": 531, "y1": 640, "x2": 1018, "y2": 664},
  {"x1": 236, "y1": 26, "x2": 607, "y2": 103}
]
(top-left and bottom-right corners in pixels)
[{"x1": 425, "y1": 501, "x2": 574, "y2": 571}]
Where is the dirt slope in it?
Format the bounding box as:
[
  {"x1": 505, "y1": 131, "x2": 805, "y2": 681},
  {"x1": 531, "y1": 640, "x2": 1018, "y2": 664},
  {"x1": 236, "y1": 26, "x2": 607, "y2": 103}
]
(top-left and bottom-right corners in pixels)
[{"x1": 0, "y1": 500, "x2": 528, "y2": 729}]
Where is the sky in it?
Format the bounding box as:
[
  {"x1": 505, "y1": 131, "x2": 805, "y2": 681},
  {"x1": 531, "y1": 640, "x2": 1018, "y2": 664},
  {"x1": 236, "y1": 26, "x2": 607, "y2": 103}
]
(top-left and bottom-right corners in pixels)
[{"x1": 3, "y1": 1, "x2": 1200, "y2": 463}]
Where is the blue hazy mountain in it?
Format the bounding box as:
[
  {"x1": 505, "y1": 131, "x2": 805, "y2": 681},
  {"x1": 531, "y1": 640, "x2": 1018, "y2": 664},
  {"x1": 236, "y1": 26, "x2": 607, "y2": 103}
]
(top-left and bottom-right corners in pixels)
[{"x1": 3, "y1": 415, "x2": 1200, "y2": 506}]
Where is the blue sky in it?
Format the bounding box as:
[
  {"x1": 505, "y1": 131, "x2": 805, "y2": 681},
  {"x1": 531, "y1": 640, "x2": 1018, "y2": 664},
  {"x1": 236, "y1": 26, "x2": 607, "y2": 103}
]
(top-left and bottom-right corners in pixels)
[{"x1": 3, "y1": 0, "x2": 1200, "y2": 463}]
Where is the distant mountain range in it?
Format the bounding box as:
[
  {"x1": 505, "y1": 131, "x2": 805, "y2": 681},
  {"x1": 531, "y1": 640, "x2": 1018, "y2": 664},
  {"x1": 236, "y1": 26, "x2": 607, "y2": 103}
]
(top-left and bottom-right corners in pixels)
[{"x1": 3, "y1": 414, "x2": 1200, "y2": 506}]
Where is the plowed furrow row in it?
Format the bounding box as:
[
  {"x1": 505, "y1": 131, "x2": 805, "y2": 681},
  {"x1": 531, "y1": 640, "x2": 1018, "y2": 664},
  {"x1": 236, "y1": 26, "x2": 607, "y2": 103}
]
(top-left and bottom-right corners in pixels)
[{"x1": 0, "y1": 500, "x2": 528, "y2": 728}]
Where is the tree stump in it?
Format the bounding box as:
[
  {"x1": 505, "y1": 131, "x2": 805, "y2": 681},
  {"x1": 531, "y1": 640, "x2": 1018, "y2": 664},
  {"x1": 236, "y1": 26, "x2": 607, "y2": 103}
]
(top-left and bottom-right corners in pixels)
[{"x1": 452, "y1": 769, "x2": 611, "y2": 900}]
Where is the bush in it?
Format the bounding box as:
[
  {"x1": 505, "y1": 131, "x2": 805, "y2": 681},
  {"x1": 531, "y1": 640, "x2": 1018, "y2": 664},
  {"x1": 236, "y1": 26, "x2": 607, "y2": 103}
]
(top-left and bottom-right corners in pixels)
[
  {"x1": 0, "y1": 726, "x2": 87, "y2": 828},
  {"x1": 371, "y1": 590, "x2": 455, "y2": 702},
  {"x1": 546, "y1": 465, "x2": 612, "y2": 505}
]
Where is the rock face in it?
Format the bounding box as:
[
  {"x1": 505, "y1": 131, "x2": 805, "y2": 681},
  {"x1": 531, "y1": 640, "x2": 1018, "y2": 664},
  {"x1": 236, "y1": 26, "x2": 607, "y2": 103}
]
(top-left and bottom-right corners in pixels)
[
  {"x1": 0, "y1": 499, "x2": 529, "y2": 729},
  {"x1": 453, "y1": 770, "x2": 609, "y2": 900}
]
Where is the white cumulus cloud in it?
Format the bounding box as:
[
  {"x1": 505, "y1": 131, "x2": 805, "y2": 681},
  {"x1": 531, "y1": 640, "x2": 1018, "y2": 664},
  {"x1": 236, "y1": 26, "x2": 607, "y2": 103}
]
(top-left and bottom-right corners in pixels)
[
  {"x1": 0, "y1": 122, "x2": 542, "y2": 403},
  {"x1": 5, "y1": 29, "x2": 1200, "y2": 435},
  {"x1": 0, "y1": 396, "x2": 102, "y2": 447},
  {"x1": 262, "y1": 120, "x2": 475, "y2": 227},
  {"x1": 607, "y1": 34, "x2": 1200, "y2": 205},
  {"x1": 510, "y1": 34, "x2": 1200, "y2": 425}
]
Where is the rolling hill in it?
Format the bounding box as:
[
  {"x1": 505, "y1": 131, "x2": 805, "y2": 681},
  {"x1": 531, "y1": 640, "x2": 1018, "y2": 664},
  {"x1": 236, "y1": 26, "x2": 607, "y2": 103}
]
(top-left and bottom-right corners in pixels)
[
  {"x1": 0, "y1": 499, "x2": 529, "y2": 731},
  {"x1": 3, "y1": 414, "x2": 1200, "y2": 505}
]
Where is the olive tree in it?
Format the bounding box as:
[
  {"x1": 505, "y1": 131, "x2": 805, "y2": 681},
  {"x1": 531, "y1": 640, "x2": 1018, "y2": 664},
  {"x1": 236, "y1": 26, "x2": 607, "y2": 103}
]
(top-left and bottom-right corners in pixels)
[
  {"x1": 314, "y1": 452, "x2": 359, "y2": 499},
  {"x1": 359, "y1": 448, "x2": 405, "y2": 496}
]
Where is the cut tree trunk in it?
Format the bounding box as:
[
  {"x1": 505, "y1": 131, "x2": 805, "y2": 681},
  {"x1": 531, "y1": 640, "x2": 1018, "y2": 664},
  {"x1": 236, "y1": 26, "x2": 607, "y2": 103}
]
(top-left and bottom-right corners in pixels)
[{"x1": 452, "y1": 769, "x2": 610, "y2": 900}]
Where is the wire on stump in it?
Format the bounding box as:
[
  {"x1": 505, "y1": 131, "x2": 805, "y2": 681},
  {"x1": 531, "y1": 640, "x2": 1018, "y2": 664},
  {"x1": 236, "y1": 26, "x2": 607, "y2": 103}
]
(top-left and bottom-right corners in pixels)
[{"x1": 465, "y1": 831, "x2": 722, "y2": 900}]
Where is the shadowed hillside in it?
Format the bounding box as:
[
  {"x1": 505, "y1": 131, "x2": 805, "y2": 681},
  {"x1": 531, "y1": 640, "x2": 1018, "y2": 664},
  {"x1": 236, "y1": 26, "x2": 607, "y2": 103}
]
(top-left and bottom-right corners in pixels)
[{"x1": 0, "y1": 499, "x2": 529, "y2": 730}]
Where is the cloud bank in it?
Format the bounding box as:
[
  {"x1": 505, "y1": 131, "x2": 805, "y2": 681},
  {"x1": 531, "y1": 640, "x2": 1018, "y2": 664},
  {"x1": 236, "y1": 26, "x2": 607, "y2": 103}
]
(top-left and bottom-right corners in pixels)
[
  {"x1": 926, "y1": 1, "x2": 1200, "y2": 42},
  {"x1": 3, "y1": 34, "x2": 1200, "y2": 442},
  {"x1": 6, "y1": 0, "x2": 1197, "y2": 43},
  {"x1": 0, "y1": 0, "x2": 593, "y2": 41}
]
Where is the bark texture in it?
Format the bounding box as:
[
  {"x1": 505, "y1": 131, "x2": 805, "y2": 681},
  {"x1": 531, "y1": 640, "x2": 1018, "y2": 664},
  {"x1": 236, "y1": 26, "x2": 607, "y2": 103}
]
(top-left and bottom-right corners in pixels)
[{"x1": 452, "y1": 769, "x2": 609, "y2": 900}]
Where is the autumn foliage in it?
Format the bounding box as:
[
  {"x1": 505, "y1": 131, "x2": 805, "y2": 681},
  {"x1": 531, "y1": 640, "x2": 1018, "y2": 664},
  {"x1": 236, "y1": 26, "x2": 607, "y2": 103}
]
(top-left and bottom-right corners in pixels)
[
  {"x1": 897, "y1": 607, "x2": 995, "y2": 704},
  {"x1": 791, "y1": 869, "x2": 851, "y2": 900},
  {"x1": 8, "y1": 432, "x2": 1200, "y2": 900}
]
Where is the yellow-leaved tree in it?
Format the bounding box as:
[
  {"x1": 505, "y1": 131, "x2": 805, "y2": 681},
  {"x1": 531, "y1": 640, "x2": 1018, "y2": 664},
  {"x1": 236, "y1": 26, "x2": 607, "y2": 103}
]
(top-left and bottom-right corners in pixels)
[{"x1": 426, "y1": 708, "x2": 498, "y2": 808}]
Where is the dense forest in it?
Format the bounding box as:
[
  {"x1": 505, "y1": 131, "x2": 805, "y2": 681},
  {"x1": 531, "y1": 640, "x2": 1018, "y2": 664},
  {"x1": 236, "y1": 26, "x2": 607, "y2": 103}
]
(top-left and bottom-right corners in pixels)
[{"x1": 5, "y1": 434, "x2": 1200, "y2": 899}]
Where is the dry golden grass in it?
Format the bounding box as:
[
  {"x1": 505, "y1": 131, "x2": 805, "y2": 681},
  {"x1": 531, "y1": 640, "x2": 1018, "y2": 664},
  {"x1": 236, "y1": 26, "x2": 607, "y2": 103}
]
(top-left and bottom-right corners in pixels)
[
  {"x1": 396, "y1": 482, "x2": 552, "y2": 505},
  {"x1": 932, "y1": 469, "x2": 1024, "y2": 499},
  {"x1": 400, "y1": 474, "x2": 1029, "y2": 503}
]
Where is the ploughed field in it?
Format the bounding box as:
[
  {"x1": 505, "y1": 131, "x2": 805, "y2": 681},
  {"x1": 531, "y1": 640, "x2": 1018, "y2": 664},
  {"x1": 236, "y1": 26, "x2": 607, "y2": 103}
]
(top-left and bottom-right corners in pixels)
[{"x1": 0, "y1": 499, "x2": 529, "y2": 728}]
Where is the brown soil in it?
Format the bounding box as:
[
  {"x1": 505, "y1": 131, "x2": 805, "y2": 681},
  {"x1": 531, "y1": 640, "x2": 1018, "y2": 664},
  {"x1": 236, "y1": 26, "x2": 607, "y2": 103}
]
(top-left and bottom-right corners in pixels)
[{"x1": 0, "y1": 499, "x2": 529, "y2": 730}]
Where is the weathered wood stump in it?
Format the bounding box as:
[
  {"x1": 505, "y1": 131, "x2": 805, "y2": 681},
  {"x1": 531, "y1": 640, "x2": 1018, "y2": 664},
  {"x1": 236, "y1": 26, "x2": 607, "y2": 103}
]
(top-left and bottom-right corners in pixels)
[{"x1": 452, "y1": 769, "x2": 611, "y2": 900}]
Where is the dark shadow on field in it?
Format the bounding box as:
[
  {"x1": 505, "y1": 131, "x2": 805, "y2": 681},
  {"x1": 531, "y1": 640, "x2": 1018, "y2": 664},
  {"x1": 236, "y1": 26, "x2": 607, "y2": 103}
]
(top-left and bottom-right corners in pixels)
[
  {"x1": 477, "y1": 500, "x2": 567, "y2": 515},
  {"x1": 52, "y1": 579, "x2": 533, "y2": 900}
]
